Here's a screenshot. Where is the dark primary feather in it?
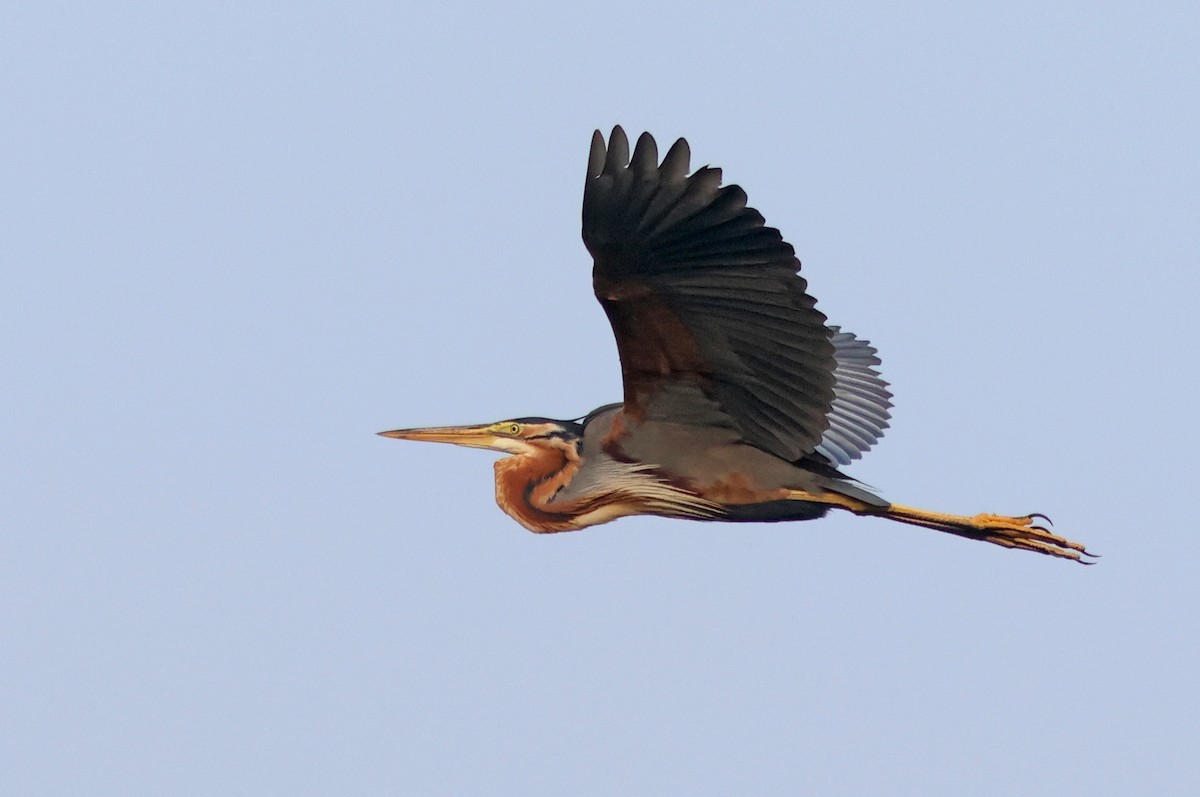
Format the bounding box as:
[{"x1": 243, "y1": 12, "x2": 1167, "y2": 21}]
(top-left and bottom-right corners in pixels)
[{"x1": 582, "y1": 126, "x2": 837, "y2": 462}]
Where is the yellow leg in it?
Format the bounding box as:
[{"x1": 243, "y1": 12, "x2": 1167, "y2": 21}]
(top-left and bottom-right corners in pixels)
[{"x1": 786, "y1": 491, "x2": 1095, "y2": 563}]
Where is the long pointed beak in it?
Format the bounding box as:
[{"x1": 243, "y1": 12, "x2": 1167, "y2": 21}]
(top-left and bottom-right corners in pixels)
[{"x1": 377, "y1": 424, "x2": 502, "y2": 450}]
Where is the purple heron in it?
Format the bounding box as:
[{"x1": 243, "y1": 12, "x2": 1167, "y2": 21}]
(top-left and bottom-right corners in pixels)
[{"x1": 381, "y1": 127, "x2": 1092, "y2": 562}]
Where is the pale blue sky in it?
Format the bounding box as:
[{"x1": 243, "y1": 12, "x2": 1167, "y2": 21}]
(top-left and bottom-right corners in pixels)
[{"x1": 3, "y1": 2, "x2": 1198, "y2": 794}]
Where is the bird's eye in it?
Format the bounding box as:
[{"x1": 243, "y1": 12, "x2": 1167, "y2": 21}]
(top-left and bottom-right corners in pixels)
[{"x1": 506, "y1": 423, "x2": 522, "y2": 435}]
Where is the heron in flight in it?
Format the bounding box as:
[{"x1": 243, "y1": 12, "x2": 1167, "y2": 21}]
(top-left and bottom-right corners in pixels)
[{"x1": 382, "y1": 127, "x2": 1092, "y2": 562}]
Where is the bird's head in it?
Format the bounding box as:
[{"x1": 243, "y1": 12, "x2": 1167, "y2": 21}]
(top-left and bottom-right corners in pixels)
[{"x1": 378, "y1": 417, "x2": 583, "y2": 457}]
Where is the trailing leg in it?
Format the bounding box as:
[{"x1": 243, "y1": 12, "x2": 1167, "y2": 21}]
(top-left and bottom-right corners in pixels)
[{"x1": 786, "y1": 490, "x2": 1095, "y2": 563}]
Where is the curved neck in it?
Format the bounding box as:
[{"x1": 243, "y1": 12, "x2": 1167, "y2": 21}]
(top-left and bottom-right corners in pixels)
[
  {"x1": 493, "y1": 440, "x2": 585, "y2": 533},
  {"x1": 490, "y1": 432, "x2": 722, "y2": 532}
]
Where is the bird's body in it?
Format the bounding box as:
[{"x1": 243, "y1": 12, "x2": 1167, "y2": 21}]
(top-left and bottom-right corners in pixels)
[{"x1": 383, "y1": 127, "x2": 1092, "y2": 562}]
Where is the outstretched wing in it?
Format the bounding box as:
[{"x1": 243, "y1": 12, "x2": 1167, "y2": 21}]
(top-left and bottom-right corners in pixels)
[
  {"x1": 582, "y1": 126, "x2": 836, "y2": 462},
  {"x1": 815, "y1": 327, "x2": 893, "y2": 465}
]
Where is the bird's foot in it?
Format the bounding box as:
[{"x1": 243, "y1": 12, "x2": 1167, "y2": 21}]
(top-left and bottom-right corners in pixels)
[{"x1": 967, "y1": 513, "x2": 1095, "y2": 561}]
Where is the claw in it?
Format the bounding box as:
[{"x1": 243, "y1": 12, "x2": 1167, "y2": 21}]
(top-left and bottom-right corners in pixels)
[{"x1": 1028, "y1": 512, "x2": 1053, "y2": 526}]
